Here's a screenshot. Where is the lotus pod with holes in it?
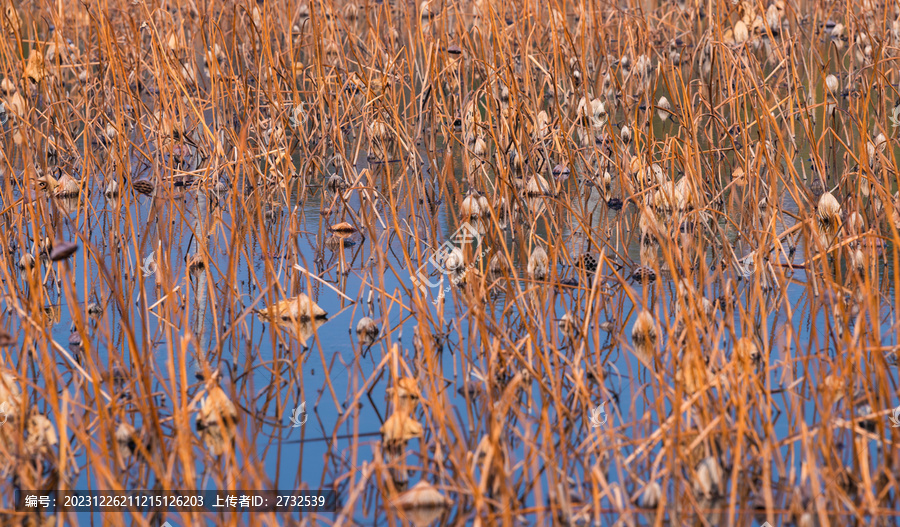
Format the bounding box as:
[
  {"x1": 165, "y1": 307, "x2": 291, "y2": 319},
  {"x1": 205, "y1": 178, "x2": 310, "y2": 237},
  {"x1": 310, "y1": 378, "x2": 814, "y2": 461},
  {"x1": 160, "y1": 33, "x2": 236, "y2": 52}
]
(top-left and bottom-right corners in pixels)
[{"x1": 132, "y1": 177, "x2": 155, "y2": 196}]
